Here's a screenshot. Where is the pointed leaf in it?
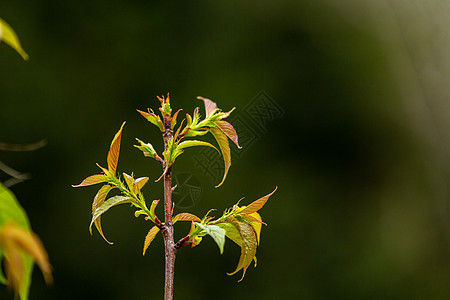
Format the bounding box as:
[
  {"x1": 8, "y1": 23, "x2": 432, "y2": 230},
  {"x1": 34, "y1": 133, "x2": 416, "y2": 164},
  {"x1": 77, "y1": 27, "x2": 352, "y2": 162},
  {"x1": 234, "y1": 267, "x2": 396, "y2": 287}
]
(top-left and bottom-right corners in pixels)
[
  {"x1": 107, "y1": 122, "x2": 126, "y2": 174},
  {"x1": 91, "y1": 185, "x2": 113, "y2": 244},
  {"x1": 226, "y1": 217, "x2": 257, "y2": 281},
  {"x1": 241, "y1": 187, "x2": 277, "y2": 215},
  {"x1": 89, "y1": 196, "x2": 132, "y2": 243},
  {"x1": 171, "y1": 109, "x2": 182, "y2": 130},
  {"x1": 143, "y1": 226, "x2": 160, "y2": 255},
  {"x1": 196, "y1": 223, "x2": 226, "y2": 254},
  {"x1": 173, "y1": 213, "x2": 201, "y2": 223},
  {"x1": 210, "y1": 127, "x2": 231, "y2": 187},
  {"x1": 72, "y1": 174, "x2": 107, "y2": 187},
  {"x1": 197, "y1": 96, "x2": 217, "y2": 118},
  {"x1": 0, "y1": 18, "x2": 29, "y2": 60},
  {"x1": 177, "y1": 140, "x2": 219, "y2": 153},
  {"x1": 215, "y1": 120, "x2": 241, "y2": 149},
  {"x1": 134, "y1": 177, "x2": 149, "y2": 193}
]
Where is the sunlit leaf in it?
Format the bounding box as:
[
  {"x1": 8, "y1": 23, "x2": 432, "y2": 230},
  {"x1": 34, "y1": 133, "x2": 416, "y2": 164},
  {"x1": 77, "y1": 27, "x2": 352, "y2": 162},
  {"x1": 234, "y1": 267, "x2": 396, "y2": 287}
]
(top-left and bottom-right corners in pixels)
[
  {"x1": 248, "y1": 212, "x2": 262, "y2": 245},
  {"x1": 176, "y1": 140, "x2": 219, "y2": 153},
  {"x1": 72, "y1": 174, "x2": 107, "y2": 187},
  {"x1": 241, "y1": 187, "x2": 277, "y2": 215},
  {"x1": 171, "y1": 109, "x2": 182, "y2": 130},
  {"x1": 107, "y1": 122, "x2": 126, "y2": 174},
  {"x1": 123, "y1": 173, "x2": 134, "y2": 192},
  {"x1": 137, "y1": 109, "x2": 165, "y2": 132},
  {"x1": 0, "y1": 18, "x2": 29, "y2": 60},
  {"x1": 197, "y1": 96, "x2": 217, "y2": 118},
  {"x1": 226, "y1": 217, "x2": 257, "y2": 281},
  {"x1": 89, "y1": 196, "x2": 132, "y2": 243},
  {"x1": 149, "y1": 200, "x2": 159, "y2": 222},
  {"x1": 91, "y1": 185, "x2": 113, "y2": 244},
  {"x1": 216, "y1": 222, "x2": 242, "y2": 247},
  {"x1": 173, "y1": 213, "x2": 201, "y2": 223},
  {"x1": 196, "y1": 223, "x2": 226, "y2": 254},
  {"x1": 134, "y1": 177, "x2": 149, "y2": 193},
  {"x1": 215, "y1": 120, "x2": 241, "y2": 149},
  {"x1": 210, "y1": 127, "x2": 231, "y2": 187},
  {"x1": 143, "y1": 226, "x2": 160, "y2": 255}
]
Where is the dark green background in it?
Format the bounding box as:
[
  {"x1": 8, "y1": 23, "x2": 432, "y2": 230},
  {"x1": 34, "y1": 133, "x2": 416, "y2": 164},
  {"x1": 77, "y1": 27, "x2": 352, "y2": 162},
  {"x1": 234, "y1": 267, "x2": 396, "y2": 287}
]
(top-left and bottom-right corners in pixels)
[{"x1": 2, "y1": 1, "x2": 450, "y2": 299}]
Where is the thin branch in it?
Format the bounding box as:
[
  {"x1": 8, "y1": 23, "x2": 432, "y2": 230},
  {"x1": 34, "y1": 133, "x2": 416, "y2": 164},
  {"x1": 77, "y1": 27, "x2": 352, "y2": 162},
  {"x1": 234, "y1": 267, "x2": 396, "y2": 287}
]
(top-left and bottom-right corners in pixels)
[{"x1": 0, "y1": 140, "x2": 47, "y2": 151}]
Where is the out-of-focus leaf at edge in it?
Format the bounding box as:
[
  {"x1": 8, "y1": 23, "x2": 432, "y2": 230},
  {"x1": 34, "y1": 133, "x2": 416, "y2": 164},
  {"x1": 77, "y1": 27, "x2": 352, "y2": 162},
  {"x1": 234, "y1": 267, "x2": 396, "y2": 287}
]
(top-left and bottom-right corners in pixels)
[
  {"x1": 0, "y1": 183, "x2": 32, "y2": 299},
  {"x1": 197, "y1": 96, "x2": 217, "y2": 118},
  {"x1": 143, "y1": 226, "x2": 160, "y2": 255},
  {"x1": 210, "y1": 127, "x2": 231, "y2": 187},
  {"x1": 226, "y1": 218, "x2": 257, "y2": 281},
  {"x1": 72, "y1": 174, "x2": 106, "y2": 187},
  {"x1": 91, "y1": 185, "x2": 113, "y2": 244},
  {"x1": 107, "y1": 122, "x2": 126, "y2": 174},
  {"x1": 173, "y1": 213, "x2": 201, "y2": 223},
  {"x1": 176, "y1": 140, "x2": 219, "y2": 153},
  {"x1": 196, "y1": 223, "x2": 226, "y2": 254},
  {"x1": 0, "y1": 18, "x2": 29, "y2": 60},
  {"x1": 215, "y1": 120, "x2": 241, "y2": 149},
  {"x1": 241, "y1": 187, "x2": 277, "y2": 215},
  {"x1": 89, "y1": 195, "x2": 132, "y2": 243}
]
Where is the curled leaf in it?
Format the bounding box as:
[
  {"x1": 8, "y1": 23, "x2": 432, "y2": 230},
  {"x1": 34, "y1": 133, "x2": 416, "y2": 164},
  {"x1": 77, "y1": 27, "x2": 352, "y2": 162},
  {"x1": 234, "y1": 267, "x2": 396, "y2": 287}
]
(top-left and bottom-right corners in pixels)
[
  {"x1": 176, "y1": 140, "x2": 219, "y2": 153},
  {"x1": 149, "y1": 200, "x2": 160, "y2": 222},
  {"x1": 226, "y1": 218, "x2": 257, "y2": 281},
  {"x1": 123, "y1": 173, "x2": 134, "y2": 192},
  {"x1": 0, "y1": 18, "x2": 29, "y2": 60},
  {"x1": 107, "y1": 122, "x2": 126, "y2": 174},
  {"x1": 241, "y1": 187, "x2": 277, "y2": 215},
  {"x1": 143, "y1": 226, "x2": 160, "y2": 255},
  {"x1": 171, "y1": 109, "x2": 182, "y2": 129},
  {"x1": 197, "y1": 96, "x2": 218, "y2": 118},
  {"x1": 89, "y1": 196, "x2": 132, "y2": 243},
  {"x1": 134, "y1": 177, "x2": 149, "y2": 194},
  {"x1": 91, "y1": 185, "x2": 113, "y2": 244},
  {"x1": 137, "y1": 109, "x2": 165, "y2": 132},
  {"x1": 210, "y1": 127, "x2": 231, "y2": 187}
]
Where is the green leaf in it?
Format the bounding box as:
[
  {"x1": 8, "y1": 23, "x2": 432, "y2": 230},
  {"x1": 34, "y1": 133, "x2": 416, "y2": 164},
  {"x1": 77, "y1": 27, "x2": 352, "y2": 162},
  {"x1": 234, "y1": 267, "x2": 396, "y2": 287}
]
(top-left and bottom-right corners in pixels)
[
  {"x1": 241, "y1": 187, "x2": 277, "y2": 215},
  {"x1": 216, "y1": 222, "x2": 242, "y2": 247},
  {"x1": 210, "y1": 127, "x2": 231, "y2": 187},
  {"x1": 176, "y1": 140, "x2": 219, "y2": 153},
  {"x1": 143, "y1": 226, "x2": 160, "y2": 255},
  {"x1": 196, "y1": 223, "x2": 226, "y2": 254},
  {"x1": 226, "y1": 217, "x2": 258, "y2": 281},
  {"x1": 0, "y1": 183, "x2": 32, "y2": 299},
  {"x1": 89, "y1": 195, "x2": 132, "y2": 243},
  {"x1": 0, "y1": 18, "x2": 29, "y2": 60},
  {"x1": 107, "y1": 122, "x2": 126, "y2": 174},
  {"x1": 137, "y1": 109, "x2": 165, "y2": 132},
  {"x1": 148, "y1": 200, "x2": 160, "y2": 222}
]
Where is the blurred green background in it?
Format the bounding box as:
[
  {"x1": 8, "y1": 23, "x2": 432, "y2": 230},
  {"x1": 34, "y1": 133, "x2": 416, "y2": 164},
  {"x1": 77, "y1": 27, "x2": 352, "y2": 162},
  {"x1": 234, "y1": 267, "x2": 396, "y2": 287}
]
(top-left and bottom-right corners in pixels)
[{"x1": 2, "y1": 0, "x2": 450, "y2": 299}]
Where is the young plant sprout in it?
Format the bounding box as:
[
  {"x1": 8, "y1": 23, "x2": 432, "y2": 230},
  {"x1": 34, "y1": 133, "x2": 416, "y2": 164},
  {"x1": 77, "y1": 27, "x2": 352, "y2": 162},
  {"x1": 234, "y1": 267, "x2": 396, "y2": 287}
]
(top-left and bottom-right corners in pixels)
[{"x1": 73, "y1": 94, "x2": 277, "y2": 300}]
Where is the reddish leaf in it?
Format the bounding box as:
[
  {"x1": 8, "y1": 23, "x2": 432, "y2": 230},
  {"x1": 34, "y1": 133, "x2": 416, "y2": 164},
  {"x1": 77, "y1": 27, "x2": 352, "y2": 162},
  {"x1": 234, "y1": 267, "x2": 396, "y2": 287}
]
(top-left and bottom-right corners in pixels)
[
  {"x1": 171, "y1": 109, "x2": 182, "y2": 130},
  {"x1": 173, "y1": 213, "x2": 201, "y2": 223},
  {"x1": 143, "y1": 226, "x2": 160, "y2": 255},
  {"x1": 241, "y1": 187, "x2": 277, "y2": 215},
  {"x1": 197, "y1": 96, "x2": 217, "y2": 118},
  {"x1": 210, "y1": 127, "x2": 231, "y2": 187},
  {"x1": 107, "y1": 122, "x2": 126, "y2": 174},
  {"x1": 72, "y1": 174, "x2": 106, "y2": 187},
  {"x1": 216, "y1": 120, "x2": 241, "y2": 149}
]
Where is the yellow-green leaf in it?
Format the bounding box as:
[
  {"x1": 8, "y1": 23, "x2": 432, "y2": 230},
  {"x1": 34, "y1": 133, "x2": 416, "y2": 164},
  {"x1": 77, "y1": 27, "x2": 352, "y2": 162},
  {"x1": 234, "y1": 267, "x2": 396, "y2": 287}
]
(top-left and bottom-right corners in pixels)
[
  {"x1": 226, "y1": 217, "x2": 257, "y2": 281},
  {"x1": 0, "y1": 18, "x2": 29, "y2": 60},
  {"x1": 176, "y1": 140, "x2": 219, "y2": 153},
  {"x1": 241, "y1": 187, "x2": 277, "y2": 215},
  {"x1": 248, "y1": 212, "x2": 262, "y2": 245},
  {"x1": 134, "y1": 177, "x2": 149, "y2": 194},
  {"x1": 91, "y1": 185, "x2": 113, "y2": 244},
  {"x1": 196, "y1": 223, "x2": 226, "y2": 254},
  {"x1": 143, "y1": 226, "x2": 160, "y2": 255},
  {"x1": 107, "y1": 122, "x2": 126, "y2": 174},
  {"x1": 210, "y1": 127, "x2": 231, "y2": 187},
  {"x1": 89, "y1": 196, "x2": 131, "y2": 243}
]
